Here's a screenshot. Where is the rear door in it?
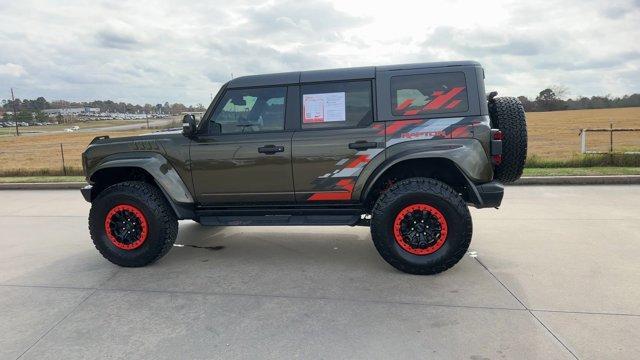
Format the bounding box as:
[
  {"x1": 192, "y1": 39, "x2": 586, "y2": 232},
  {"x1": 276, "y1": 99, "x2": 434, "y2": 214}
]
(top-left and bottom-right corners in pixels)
[
  {"x1": 190, "y1": 86, "x2": 294, "y2": 204},
  {"x1": 291, "y1": 80, "x2": 385, "y2": 202}
]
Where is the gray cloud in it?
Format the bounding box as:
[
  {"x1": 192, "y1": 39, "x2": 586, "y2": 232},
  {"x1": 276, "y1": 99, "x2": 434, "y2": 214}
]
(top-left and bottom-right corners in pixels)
[
  {"x1": 0, "y1": 0, "x2": 638, "y2": 104},
  {"x1": 96, "y1": 29, "x2": 142, "y2": 50}
]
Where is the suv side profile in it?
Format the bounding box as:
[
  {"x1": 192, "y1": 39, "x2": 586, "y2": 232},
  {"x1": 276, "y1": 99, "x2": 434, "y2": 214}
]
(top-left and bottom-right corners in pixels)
[{"x1": 81, "y1": 61, "x2": 527, "y2": 275}]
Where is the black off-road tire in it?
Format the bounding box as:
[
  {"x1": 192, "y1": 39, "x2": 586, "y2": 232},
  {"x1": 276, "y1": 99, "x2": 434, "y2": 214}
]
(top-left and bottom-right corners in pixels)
[
  {"x1": 89, "y1": 181, "x2": 178, "y2": 267},
  {"x1": 370, "y1": 177, "x2": 472, "y2": 275},
  {"x1": 488, "y1": 96, "x2": 528, "y2": 183}
]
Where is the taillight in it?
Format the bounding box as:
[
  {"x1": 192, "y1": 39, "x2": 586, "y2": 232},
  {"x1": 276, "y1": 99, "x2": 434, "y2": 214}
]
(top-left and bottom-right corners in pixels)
[{"x1": 490, "y1": 129, "x2": 503, "y2": 165}]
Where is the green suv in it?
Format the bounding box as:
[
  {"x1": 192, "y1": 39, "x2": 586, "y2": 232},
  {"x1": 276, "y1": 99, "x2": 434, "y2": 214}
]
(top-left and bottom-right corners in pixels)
[{"x1": 81, "y1": 61, "x2": 527, "y2": 274}]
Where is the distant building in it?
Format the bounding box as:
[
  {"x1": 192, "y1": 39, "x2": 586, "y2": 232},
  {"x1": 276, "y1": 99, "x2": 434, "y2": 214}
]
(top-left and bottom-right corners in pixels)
[{"x1": 43, "y1": 107, "x2": 100, "y2": 116}]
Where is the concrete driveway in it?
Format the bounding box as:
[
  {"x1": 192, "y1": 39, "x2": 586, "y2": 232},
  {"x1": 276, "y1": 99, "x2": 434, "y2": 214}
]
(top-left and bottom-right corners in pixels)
[{"x1": 0, "y1": 186, "x2": 638, "y2": 359}]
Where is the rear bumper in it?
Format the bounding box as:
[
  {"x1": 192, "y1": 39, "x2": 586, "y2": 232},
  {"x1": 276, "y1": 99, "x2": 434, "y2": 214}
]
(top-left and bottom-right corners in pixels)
[
  {"x1": 80, "y1": 185, "x2": 92, "y2": 202},
  {"x1": 474, "y1": 181, "x2": 504, "y2": 208}
]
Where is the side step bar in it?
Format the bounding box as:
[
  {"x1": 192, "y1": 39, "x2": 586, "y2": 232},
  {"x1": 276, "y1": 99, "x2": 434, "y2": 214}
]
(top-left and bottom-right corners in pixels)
[{"x1": 198, "y1": 214, "x2": 361, "y2": 226}]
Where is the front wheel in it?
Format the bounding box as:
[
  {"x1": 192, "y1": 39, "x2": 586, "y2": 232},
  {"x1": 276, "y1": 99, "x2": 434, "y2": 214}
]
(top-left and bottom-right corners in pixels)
[
  {"x1": 88, "y1": 181, "x2": 178, "y2": 267},
  {"x1": 370, "y1": 177, "x2": 472, "y2": 275}
]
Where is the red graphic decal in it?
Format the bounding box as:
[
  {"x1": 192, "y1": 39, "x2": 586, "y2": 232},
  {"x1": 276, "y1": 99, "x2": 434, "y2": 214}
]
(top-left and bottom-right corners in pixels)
[
  {"x1": 308, "y1": 192, "x2": 352, "y2": 201},
  {"x1": 445, "y1": 99, "x2": 462, "y2": 109},
  {"x1": 449, "y1": 124, "x2": 477, "y2": 138},
  {"x1": 336, "y1": 178, "x2": 355, "y2": 192},
  {"x1": 385, "y1": 120, "x2": 423, "y2": 136},
  {"x1": 424, "y1": 87, "x2": 465, "y2": 110},
  {"x1": 402, "y1": 109, "x2": 420, "y2": 116},
  {"x1": 432, "y1": 90, "x2": 444, "y2": 96},
  {"x1": 345, "y1": 155, "x2": 369, "y2": 168},
  {"x1": 396, "y1": 98, "x2": 414, "y2": 111},
  {"x1": 308, "y1": 179, "x2": 355, "y2": 201},
  {"x1": 401, "y1": 130, "x2": 446, "y2": 139}
]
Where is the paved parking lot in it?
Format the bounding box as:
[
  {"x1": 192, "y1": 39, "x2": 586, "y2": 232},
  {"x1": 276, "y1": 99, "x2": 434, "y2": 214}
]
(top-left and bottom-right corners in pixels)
[{"x1": 1, "y1": 186, "x2": 639, "y2": 359}]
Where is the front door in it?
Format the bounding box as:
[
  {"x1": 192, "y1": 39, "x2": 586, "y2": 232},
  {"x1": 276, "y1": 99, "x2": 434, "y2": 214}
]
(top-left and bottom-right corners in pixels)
[{"x1": 190, "y1": 86, "x2": 294, "y2": 205}]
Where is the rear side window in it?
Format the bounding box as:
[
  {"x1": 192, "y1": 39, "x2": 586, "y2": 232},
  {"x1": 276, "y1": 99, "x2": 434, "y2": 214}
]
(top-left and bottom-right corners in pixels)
[
  {"x1": 301, "y1": 81, "x2": 372, "y2": 129},
  {"x1": 391, "y1": 72, "x2": 468, "y2": 116}
]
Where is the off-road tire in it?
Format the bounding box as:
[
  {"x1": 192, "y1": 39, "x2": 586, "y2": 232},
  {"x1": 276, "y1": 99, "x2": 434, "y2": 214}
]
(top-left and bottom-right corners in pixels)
[
  {"x1": 89, "y1": 181, "x2": 178, "y2": 267},
  {"x1": 370, "y1": 177, "x2": 472, "y2": 275},
  {"x1": 489, "y1": 96, "x2": 528, "y2": 183}
]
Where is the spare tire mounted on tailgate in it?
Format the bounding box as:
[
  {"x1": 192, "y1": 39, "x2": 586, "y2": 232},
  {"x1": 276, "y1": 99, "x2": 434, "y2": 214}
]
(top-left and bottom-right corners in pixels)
[{"x1": 488, "y1": 96, "x2": 528, "y2": 183}]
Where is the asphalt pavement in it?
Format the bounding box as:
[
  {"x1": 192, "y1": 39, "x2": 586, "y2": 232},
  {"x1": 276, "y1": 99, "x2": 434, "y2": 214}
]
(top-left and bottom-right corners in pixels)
[{"x1": 0, "y1": 186, "x2": 639, "y2": 359}]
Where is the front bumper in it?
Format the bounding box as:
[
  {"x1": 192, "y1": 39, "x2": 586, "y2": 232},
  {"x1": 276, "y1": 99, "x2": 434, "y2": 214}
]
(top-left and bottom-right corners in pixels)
[{"x1": 81, "y1": 185, "x2": 92, "y2": 202}]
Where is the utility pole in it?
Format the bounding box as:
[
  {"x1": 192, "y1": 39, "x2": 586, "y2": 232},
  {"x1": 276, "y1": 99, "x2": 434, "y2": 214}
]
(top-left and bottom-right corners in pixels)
[{"x1": 10, "y1": 88, "x2": 19, "y2": 136}]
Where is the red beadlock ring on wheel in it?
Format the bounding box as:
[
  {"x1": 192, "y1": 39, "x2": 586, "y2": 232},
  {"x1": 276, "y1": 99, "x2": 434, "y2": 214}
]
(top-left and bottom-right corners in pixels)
[
  {"x1": 104, "y1": 204, "x2": 148, "y2": 250},
  {"x1": 393, "y1": 204, "x2": 448, "y2": 255}
]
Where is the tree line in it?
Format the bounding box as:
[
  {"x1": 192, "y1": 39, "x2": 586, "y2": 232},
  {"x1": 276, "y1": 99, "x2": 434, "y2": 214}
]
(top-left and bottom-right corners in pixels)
[
  {"x1": 3, "y1": 89, "x2": 640, "y2": 117},
  {"x1": 518, "y1": 88, "x2": 640, "y2": 112},
  {"x1": 1, "y1": 97, "x2": 206, "y2": 115}
]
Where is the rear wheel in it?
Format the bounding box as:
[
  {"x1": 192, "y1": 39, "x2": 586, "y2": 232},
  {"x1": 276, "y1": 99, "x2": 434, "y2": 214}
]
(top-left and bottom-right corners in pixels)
[
  {"x1": 370, "y1": 177, "x2": 472, "y2": 275},
  {"x1": 489, "y1": 96, "x2": 528, "y2": 183},
  {"x1": 89, "y1": 181, "x2": 178, "y2": 267}
]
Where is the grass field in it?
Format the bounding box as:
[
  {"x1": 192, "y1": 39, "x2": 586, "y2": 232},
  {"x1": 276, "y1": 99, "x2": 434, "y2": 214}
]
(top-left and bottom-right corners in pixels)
[
  {"x1": 0, "y1": 129, "x2": 150, "y2": 176},
  {"x1": 0, "y1": 108, "x2": 638, "y2": 176},
  {"x1": 522, "y1": 167, "x2": 640, "y2": 176},
  {"x1": 527, "y1": 107, "x2": 640, "y2": 159}
]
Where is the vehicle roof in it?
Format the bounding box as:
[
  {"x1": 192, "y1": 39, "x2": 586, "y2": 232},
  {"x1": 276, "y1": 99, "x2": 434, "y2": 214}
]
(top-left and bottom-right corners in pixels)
[{"x1": 227, "y1": 61, "x2": 481, "y2": 88}]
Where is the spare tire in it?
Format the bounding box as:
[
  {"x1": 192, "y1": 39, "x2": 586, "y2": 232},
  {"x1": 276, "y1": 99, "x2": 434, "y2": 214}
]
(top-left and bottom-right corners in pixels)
[{"x1": 488, "y1": 97, "x2": 528, "y2": 183}]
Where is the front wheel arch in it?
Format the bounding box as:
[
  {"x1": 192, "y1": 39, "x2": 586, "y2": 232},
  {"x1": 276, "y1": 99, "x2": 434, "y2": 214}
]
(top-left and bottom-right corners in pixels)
[{"x1": 89, "y1": 166, "x2": 194, "y2": 219}]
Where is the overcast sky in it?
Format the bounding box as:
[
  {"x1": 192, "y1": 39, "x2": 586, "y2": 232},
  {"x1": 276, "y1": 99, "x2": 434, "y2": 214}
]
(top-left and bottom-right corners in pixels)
[{"x1": 0, "y1": 0, "x2": 639, "y2": 105}]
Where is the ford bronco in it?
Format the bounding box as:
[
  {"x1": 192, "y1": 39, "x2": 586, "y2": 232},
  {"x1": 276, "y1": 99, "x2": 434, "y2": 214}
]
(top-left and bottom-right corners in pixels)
[{"x1": 81, "y1": 61, "x2": 527, "y2": 274}]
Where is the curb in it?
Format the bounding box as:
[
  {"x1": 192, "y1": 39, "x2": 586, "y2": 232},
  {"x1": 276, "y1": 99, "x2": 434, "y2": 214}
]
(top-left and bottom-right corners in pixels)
[
  {"x1": 511, "y1": 175, "x2": 640, "y2": 185},
  {"x1": 0, "y1": 182, "x2": 87, "y2": 190}
]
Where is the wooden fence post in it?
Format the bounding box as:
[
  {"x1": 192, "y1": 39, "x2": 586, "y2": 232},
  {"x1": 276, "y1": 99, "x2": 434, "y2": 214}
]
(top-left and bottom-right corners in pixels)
[
  {"x1": 60, "y1": 143, "x2": 67, "y2": 176},
  {"x1": 609, "y1": 122, "x2": 613, "y2": 153}
]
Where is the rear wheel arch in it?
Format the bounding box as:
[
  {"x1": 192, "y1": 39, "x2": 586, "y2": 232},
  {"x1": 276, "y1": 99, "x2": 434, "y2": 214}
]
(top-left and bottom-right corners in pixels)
[{"x1": 361, "y1": 157, "x2": 478, "y2": 211}]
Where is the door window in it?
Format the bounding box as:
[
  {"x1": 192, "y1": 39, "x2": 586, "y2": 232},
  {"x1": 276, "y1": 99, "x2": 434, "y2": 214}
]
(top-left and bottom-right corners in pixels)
[
  {"x1": 300, "y1": 81, "x2": 373, "y2": 129},
  {"x1": 209, "y1": 87, "x2": 286, "y2": 134},
  {"x1": 391, "y1": 72, "x2": 468, "y2": 116}
]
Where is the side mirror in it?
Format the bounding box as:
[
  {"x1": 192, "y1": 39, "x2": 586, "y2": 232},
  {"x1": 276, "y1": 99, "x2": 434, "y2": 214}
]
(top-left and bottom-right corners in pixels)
[{"x1": 182, "y1": 114, "x2": 197, "y2": 138}]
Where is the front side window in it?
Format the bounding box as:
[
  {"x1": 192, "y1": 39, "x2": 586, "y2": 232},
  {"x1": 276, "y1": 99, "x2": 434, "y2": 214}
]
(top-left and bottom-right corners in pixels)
[
  {"x1": 301, "y1": 81, "x2": 372, "y2": 129},
  {"x1": 391, "y1": 72, "x2": 468, "y2": 116},
  {"x1": 209, "y1": 87, "x2": 286, "y2": 134}
]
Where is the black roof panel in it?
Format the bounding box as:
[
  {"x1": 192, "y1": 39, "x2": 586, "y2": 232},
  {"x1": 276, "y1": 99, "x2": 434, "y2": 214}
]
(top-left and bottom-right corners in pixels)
[
  {"x1": 226, "y1": 61, "x2": 480, "y2": 88},
  {"x1": 227, "y1": 71, "x2": 299, "y2": 88},
  {"x1": 300, "y1": 66, "x2": 375, "y2": 83}
]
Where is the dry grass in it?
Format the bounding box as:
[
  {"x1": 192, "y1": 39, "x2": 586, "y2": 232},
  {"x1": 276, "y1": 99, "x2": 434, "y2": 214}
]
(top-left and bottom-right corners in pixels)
[
  {"x1": 527, "y1": 107, "x2": 640, "y2": 159},
  {"x1": 0, "y1": 129, "x2": 149, "y2": 175},
  {"x1": 0, "y1": 108, "x2": 638, "y2": 175}
]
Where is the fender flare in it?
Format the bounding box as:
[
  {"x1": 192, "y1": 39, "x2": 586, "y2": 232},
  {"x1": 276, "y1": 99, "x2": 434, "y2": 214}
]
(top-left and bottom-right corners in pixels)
[
  {"x1": 356, "y1": 140, "x2": 490, "y2": 205},
  {"x1": 88, "y1": 153, "x2": 194, "y2": 218}
]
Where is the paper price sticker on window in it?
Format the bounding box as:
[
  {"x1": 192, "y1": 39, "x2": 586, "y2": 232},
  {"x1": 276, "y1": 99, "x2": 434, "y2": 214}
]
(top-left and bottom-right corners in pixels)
[{"x1": 303, "y1": 92, "x2": 346, "y2": 123}]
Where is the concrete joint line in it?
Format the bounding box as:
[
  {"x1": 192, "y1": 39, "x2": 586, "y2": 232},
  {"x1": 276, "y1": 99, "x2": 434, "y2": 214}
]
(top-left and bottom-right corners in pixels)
[{"x1": 474, "y1": 257, "x2": 579, "y2": 360}]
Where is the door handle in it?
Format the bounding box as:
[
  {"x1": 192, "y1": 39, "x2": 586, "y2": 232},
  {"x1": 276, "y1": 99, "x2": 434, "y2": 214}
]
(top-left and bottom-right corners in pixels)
[
  {"x1": 258, "y1": 144, "x2": 285, "y2": 154},
  {"x1": 348, "y1": 140, "x2": 378, "y2": 151}
]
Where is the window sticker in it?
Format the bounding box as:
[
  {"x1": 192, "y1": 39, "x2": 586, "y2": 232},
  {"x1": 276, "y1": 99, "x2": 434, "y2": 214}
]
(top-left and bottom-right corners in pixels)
[{"x1": 303, "y1": 92, "x2": 346, "y2": 123}]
